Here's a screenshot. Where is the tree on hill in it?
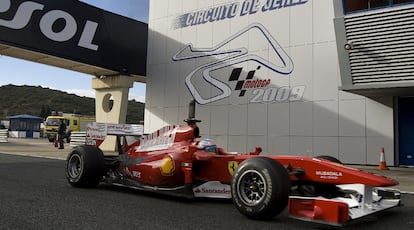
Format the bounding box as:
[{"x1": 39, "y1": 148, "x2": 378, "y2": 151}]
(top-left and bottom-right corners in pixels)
[
  {"x1": 0, "y1": 84, "x2": 144, "y2": 124},
  {"x1": 39, "y1": 104, "x2": 52, "y2": 119}
]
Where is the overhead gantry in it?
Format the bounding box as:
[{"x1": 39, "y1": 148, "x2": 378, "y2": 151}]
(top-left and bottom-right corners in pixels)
[{"x1": 0, "y1": 0, "x2": 148, "y2": 150}]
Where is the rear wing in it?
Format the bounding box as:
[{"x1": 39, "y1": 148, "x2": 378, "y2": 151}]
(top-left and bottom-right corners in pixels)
[{"x1": 85, "y1": 122, "x2": 143, "y2": 146}]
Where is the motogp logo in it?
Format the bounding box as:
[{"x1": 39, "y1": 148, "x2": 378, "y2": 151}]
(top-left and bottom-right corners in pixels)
[
  {"x1": 228, "y1": 66, "x2": 305, "y2": 103},
  {"x1": 173, "y1": 23, "x2": 303, "y2": 105},
  {"x1": 0, "y1": 0, "x2": 99, "y2": 51}
]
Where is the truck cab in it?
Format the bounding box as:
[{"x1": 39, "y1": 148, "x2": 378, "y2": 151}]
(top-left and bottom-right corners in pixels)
[{"x1": 44, "y1": 113, "x2": 94, "y2": 142}]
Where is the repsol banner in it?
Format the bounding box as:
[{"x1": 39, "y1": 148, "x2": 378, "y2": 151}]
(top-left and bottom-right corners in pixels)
[{"x1": 0, "y1": 0, "x2": 147, "y2": 76}]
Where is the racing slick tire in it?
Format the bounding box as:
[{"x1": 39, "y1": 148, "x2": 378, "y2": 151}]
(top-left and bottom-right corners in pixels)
[
  {"x1": 231, "y1": 157, "x2": 290, "y2": 220},
  {"x1": 66, "y1": 145, "x2": 105, "y2": 188},
  {"x1": 316, "y1": 155, "x2": 342, "y2": 164}
]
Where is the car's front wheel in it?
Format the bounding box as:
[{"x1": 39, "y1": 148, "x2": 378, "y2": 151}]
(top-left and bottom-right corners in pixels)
[
  {"x1": 231, "y1": 157, "x2": 291, "y2": 220},
  {"x1": 66, "y1": 145, "x2": 105, "y2": 188}
]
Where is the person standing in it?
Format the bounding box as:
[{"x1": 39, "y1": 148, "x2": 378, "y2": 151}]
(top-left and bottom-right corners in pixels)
[{"x1": 58, "y1": 118, "x2": 67, "y2": 149}]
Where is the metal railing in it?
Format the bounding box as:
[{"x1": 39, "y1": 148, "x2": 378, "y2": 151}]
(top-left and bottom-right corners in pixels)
[
  {"x1": 69, "y1": 131, "x2": 86, "y2": 147},
  {"x1": 0, "y1": 129, "x2": 8, "y2": 143}
]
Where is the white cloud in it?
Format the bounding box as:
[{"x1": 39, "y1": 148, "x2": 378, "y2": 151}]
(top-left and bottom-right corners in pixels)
[
  {"x1": 65, "y1": 89, "x2": 95, "y2": 98},
  {"x1": 128, "y1": 92, "x2": 146, "y2": 103}
]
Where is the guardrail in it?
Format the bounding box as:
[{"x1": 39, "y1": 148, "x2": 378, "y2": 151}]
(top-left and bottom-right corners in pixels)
[
  {"x1": 0, "y1": 129, "x2": 8, "y2": 143},
  {"x1": 70, "y1": 131, "x2": 86, "y2": 147}
]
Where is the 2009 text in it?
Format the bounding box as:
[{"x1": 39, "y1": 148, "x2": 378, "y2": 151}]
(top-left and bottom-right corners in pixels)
[{"x1": 250, "y1": 86, "x2": 305, "y2": 103}]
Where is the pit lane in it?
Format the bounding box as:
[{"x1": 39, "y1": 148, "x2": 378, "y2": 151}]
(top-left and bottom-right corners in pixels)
[{"x1": 0, "y1": 152, "x2": 413, "y2": 230}]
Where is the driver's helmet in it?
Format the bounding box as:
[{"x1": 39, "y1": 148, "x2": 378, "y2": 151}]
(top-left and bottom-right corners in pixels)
[{"x1": 197, "y1": 139, "x2": 217, "y2": 155}]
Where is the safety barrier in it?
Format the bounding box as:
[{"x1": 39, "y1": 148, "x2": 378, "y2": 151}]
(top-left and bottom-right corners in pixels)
[
  {"x1": 0, "y1": 129, "x2": 8, "y2": 143},
  {"x1": 70, "y1": 131, "x2": 86, "y2": 147}
]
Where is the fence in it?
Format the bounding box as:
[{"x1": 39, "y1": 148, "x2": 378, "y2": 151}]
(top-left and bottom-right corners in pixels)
[
  {"x1": 0, "y1": 129, "x2": 8, "y2": 143},
  {"x1": 70, "y1": 131, "x2": 86, "y2": 147}
]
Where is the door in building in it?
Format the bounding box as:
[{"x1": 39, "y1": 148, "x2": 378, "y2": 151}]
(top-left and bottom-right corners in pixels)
[
  {"x1": 398, "y1": 97, "x2": 414, "y2": 166},
  {"x1": 26, "y1": 121, "x2": 34, "y2": 138}
]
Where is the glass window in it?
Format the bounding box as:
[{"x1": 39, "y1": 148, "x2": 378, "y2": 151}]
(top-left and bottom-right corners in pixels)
[
  {"x1": 343, "y1": 0, "x2": 414, "y2": 14},
  {"x1": 343, "y1": 0, "x2": 370, "y2": 13},
  {"x1": 394, "y1": 0, "x2": 414, "y2": 4},
  {"x1": 34, "y1": 122, "x2": 40, "y2": 132},
  {"x1": 10, "y1": 120, "x2": 18, "y2": 131},
  {"x1": 45, "y1": 118, "x2": 60, "y2": 126},
  {"x1": 20, "y1": 121, "x2": 27, "y2": 131},
  {"x1": 370, "y1": 0, "x2": 391, "y2": 8}
]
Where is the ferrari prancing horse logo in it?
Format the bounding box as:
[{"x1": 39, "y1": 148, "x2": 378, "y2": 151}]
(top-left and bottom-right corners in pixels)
[{"x1": 228, "y1": 161, "x2": 239, "y2": 176}]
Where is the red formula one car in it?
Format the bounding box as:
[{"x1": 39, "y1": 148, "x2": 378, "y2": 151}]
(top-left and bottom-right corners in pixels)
[{"x1": 66, "y1": 116, "x2": 400, "y2": 226}]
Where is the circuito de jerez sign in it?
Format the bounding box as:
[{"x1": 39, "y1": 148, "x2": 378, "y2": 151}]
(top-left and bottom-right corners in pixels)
[
  {"x1": 0, "y1": 0, "x2": 147, "y2": 76},
  {"x1": 173, "y1": 0, "x2": 309, "y2": 29}
]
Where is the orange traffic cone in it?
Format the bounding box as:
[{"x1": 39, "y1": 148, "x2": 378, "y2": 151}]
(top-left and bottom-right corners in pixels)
[{"x1": 378, "y1": 147, "x2": 389, "y2": 170}]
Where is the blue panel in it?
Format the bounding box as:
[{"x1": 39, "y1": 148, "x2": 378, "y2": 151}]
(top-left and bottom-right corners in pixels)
[
  {"x1": 398, "y1": 97, "x2": 414, "y2": 166},
  {"x1": 26, "y1": 131, "x2": 33, "y2": 138}
]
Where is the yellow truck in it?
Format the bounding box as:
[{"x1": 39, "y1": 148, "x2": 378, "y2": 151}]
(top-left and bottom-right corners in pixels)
[{"x1": 43, "y1": 113, "x2": 95, "y2": 142}]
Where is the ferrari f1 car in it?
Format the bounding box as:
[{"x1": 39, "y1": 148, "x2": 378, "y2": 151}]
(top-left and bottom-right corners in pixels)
[{"x1": 65, "y1": 111, "x2": 400, "y2": 226}]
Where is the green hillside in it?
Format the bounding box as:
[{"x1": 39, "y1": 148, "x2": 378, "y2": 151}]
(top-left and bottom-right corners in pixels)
[{"x1": 0, "y1": 84, "x2": 144, "y2": 124}]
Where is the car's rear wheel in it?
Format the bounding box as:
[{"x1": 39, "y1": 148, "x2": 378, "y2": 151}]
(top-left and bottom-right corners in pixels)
[
  {"x1": 66, "y1": 145, "x2": 105, "y2": 187},
  {"x1": 231, "y1": 157, "x2": 290, "y2": 220}
]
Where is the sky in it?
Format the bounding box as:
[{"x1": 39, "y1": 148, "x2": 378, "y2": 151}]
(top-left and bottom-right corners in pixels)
[{"x1": 0, "y1": 0, "x2": 149, "y2": 103}]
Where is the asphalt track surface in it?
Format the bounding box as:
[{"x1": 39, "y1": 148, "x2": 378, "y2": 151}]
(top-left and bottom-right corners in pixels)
[{"x1": 0, "y1": 153, "x2": 413, "y2": 230}]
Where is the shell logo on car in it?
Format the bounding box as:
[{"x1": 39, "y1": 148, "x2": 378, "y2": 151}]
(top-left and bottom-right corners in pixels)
[{"x1": 160, "y1": 155, "x2": 175, "y2": 176}]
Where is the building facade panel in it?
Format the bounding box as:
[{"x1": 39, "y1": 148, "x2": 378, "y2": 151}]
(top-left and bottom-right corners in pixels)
[
  {"x1": 267, "y1": 103, "x2": 290, "y2": 137},
  {"x1": 290, "y1": 136, "x2": 313, "y2": 156},
  {"x1": 247, "y1": 103, "x2": 268, "y2": 136},
  {"x1": 313, "y1": 137, "x2": 340, "y2": 159},
  {"x1": 313, "y1": 42, "x2": 340, "y2": 101},
  {"x1": 313, "y1": 0, "x2": 337, "y2": 43},
  {"x1": 290, "y1": 3, "x2": 313, "y2": 46},
  {"x1": 290, "y1": 45, "x2": 313, "y2": 101},
  {"x1": 164, "y1": 64, "x2": 181, "y2": 106},
  {"x1": 313, "y1": 100, "x2": 339, "y2": 137},
  {"x1": 267, "y1": 135, "x2": 290, "y2": 155},
  {"x1": 146, "y1": 0, "x2": 408, "y2": 165},
  {"x1": 338, "y1": 99, "x2": 366, "y2": 136},
  {"x1": 339, "y1": 137, "x2": 367, "y2": 164},
  {"x1": 228, "y1": 104, "x2": 248, "y2": 135},
  {"x1": 290, "y1": 101, "x2": 313, "y2": 137},
  {"x1": 210, "y1": 104, "x2": 230, "y2": 135}
]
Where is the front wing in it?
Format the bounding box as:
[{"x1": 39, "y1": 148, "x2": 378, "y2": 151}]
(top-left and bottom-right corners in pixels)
[{"x1": 288, "y1": 184, "x2": 401, "y2": 226}]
